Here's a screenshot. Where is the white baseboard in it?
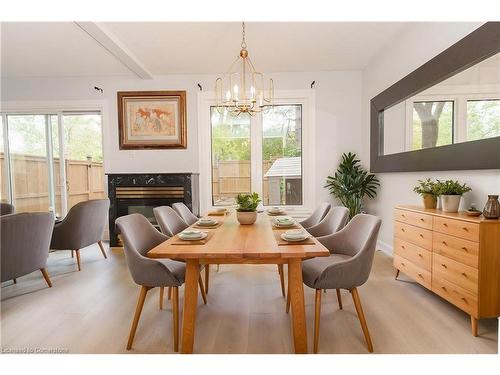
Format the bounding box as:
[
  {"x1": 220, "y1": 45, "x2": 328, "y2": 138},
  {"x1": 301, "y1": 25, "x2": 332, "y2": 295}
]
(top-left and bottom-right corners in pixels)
[{"x1": 377, "y1": 239, "x2": 393, "y2": 257}]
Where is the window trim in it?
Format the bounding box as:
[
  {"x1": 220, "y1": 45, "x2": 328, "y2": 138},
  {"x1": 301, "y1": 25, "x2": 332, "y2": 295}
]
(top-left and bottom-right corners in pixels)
[{"x1": 197, "y1": 90, "x2": 316, "y2": 216}]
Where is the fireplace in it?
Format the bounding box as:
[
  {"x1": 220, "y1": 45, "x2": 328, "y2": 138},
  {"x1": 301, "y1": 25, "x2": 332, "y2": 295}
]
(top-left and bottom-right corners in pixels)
[{"x1": 107, "y1": 173, "x2": 199, "y2": 247}]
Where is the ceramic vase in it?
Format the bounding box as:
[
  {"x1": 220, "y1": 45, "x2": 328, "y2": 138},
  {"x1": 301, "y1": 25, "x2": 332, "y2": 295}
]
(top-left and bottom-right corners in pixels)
[
  {"x1": 441, "y1": 195, "x2": 461, "y2": 213},
  {"x1": 237, "y1": 211, "x2": 257, "y2": 225},
  {"x1": 422, "y1": 194, "x2": 437, "y2": 209},
  {"x1": 483, "y1": 195, "x2": 500, "y2": 219}
]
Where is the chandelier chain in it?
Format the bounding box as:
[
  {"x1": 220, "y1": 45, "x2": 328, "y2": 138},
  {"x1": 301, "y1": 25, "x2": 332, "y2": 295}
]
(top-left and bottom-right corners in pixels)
[{"x1": 241, "y1": 22, "x2": 247, "y2": 50}]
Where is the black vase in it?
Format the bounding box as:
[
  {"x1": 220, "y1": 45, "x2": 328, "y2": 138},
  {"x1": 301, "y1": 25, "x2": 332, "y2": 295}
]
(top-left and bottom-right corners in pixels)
[{"x1": 483, "y1": 195, "x2": 500, "y2": 219}]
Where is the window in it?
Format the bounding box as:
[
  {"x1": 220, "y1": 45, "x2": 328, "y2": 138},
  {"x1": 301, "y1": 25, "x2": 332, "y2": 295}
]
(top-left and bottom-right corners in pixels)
[
  {"x1": 411, "y1": 101, "x2": 453, "y2": 150},
  {"x1": 262, "y1": 105, "x2": 302, "y2": 206},
  {"x1": 210, "y1": 107, "x2": 251, "y2": 206},
  {"x1": 0, "y1": 110, "x2": 104, "y2": 216},
  {"x1": 466, "y1": 99, "x2": 500, "y2": 141},
  {"x1": 200, "y1": 90, "x2": 314, "y2": 213}
]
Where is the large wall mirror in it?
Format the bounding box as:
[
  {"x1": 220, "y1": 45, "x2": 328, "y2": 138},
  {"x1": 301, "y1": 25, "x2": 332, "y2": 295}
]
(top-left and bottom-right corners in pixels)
[{"x1": 371, "y1": 22, "x2": 500, "y2": 172}]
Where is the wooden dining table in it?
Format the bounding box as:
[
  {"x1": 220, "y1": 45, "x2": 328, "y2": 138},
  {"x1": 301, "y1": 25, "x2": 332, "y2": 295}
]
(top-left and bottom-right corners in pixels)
[{"x1": 147, "y1": 211, "x2": 330, "y2": 354}]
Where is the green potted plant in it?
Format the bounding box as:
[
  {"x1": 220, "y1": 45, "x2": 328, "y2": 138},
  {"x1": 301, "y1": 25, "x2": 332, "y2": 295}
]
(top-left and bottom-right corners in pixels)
[
  {"x1": 413, "y1": 178, "x2": 439, "y2": 209},
  {"x1": 235, "y1": 192, "x2": 261, "y2": 225},
  {"x1": 325, "y1": 152, "x2": 380, "y2": 220},
  {"x1": 435, "y1": 179, "x2": 472, "y2": 213}
]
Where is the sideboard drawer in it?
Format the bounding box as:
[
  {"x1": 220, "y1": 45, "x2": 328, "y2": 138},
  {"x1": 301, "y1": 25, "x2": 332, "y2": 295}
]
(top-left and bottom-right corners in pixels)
[
  {"x1": 394, "y1": 254, "x2": 431, "y2": 289},
  {"x1": 394, "y1": 208, "x2": 433, "y2": 230},
  {"x1": 394, "y1": 221, "x2": 433, "y2": 250},
  {"x1": 433, "y1": 232, "x2": 479, "y2": 268},
  {"x1": 432, "y1": 253, "x2": 478, "y2": 295},
  {"x1": 394, "y1": 237, "x2": 432, "y2": 271},
  {"x1": 433, "y1": 216, "x2": 479, "y2": 242},
  {"x1": 432, "y1": 276, "x2": 478, "y2": 316}
]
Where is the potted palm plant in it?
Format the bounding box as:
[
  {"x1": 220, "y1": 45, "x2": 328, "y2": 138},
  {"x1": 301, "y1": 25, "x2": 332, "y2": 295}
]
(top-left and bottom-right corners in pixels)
[
  {"x1": 236, "y1": 192, "x2": 261, "y2": 225},
  {"x1": 325, "y1": 152, "x2": 380, "y2": 220},
  {"x1": 413, "y1": 178, "x2": 439, "y2": 209},
  {"x1": 436, "y1": 179, "x2": 472, "y2": 213}
]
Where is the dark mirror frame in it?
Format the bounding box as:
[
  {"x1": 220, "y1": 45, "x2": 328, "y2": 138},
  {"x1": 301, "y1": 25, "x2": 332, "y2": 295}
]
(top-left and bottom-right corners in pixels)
[{"x1": 370, "y1": 22, "x2": 500, "y2": 173}]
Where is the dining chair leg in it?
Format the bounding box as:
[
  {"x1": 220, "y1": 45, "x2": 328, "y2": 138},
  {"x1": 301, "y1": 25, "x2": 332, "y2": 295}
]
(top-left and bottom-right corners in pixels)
[
  {"x1": 13, "y1": 278, "x2": 17, "y2": 284},
  {"x1": 286, "y1": 286, "x2": 291, "y2": 313},
  {"x1": 127, "y1": 286, "x2": 151, "y2": 350},
  {"x1": 350, "y1": 287, "x2": 374, "y2": 352},
  {"x1": 204, "y1": 265, "x2": 210, "y2": 294},
  {"x1": 313, "y1": 289, "x2": 322, "y2": 353},
  {"x1": 71, "y1": 250, "x2": 74, "y2": 258},
  {"x1": 172, "y1": 286, "x2": 179, "y2": 352},
  {"x1": 75, "y1": 249, "x2": 81, "y2": 271},
  {"x1": 97, "y1": 240, "x2": 107, "y2": 259},
  {"x1": 159, "y1": 287, "x2": 164, "y2": 310},
  {"x1": 278, "y1": 264, "x2": 286, "y2": 297},
  {"x1": 40, "y1": 268, "x2": 52, "y2": 288},
  {"x1": 336, "y1": 289, "x2": 343, "y2": 310},
  {"x1": 168, "y1": 287, "x2": 172, "y2": 300},
  {"x1": 395, "y1": 269, "x2": 400, "y2": 280},
  {"x1": 198, "y1": 275, "x2": 207, "y2": 304}
]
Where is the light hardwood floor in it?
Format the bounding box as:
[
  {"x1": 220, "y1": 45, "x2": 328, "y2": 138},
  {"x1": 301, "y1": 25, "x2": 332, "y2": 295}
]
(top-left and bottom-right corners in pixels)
[{"x1": 1, "y1": 244, "x2": 497, "y2": 354}]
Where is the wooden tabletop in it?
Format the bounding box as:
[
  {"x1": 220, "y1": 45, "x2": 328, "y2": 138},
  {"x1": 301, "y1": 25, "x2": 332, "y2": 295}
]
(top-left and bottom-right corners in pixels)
[{"x1": 147, "y1": 211, "x2": 330, "y2": 261}]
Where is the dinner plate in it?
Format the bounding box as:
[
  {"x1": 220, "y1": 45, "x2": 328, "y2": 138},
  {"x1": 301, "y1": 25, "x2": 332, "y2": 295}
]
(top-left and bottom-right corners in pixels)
[
  {"x1": 179, "y1": 232, "x2": 208, "y2": 241},
  {"x1": 281, "y1": 233, "x2": 309, "y2": 242},
  {"x1": 197, "y1": 219, "x2": 218, "y2": 226}
]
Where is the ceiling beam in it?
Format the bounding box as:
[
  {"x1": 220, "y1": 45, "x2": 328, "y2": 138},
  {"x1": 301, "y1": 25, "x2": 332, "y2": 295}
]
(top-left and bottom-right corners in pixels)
[{"x1": 75, "y1": 22, "x2": 153, "y2": 80}]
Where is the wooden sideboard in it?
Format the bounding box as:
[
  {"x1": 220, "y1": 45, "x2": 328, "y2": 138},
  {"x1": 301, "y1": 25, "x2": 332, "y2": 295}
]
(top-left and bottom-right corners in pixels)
[{"x1": 393, "y1": 205, "x2": 500, "y2": 336}]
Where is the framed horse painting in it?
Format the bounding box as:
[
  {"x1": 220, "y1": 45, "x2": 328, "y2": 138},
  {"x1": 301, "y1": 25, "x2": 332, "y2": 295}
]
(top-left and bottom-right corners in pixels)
[{"x1": 117, "y1": 91, "x2": 187, "y2": 149}]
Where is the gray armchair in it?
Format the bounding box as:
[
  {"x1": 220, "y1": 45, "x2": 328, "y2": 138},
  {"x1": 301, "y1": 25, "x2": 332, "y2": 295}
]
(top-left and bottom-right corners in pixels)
[
  {"x1": 172, "y1": 202, "x2": 198, "y2": 226},
  {"x1": 306, "y1": 206, "x2": 349, "y2": 238},
  {"x1": 116, "y1": 213, "x2": 206, "y2": 352},
  {"x1": 0, "y1": 202, "x2": 15, "y2": 216},
  {"x1": 153, "y1": 205, "x2": 210, "y2": 295},
  {"x1": 299, "y1": 202, "x2": 331, "y2": 229},
  {"x1": 302, "y1": 214, "x2": 381, "y2": 353},
  {"x1": 1, "y1": 212, "x2": 54, "y2": 287},
  {"x1": 50, "y1": 199, "x2": 109, "y2": 271}
]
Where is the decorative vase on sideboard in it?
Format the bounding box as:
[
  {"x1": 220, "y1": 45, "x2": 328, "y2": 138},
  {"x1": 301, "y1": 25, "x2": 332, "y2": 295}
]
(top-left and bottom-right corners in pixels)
[
  {"x1": 483, "y1": 195, "x2": 500, "y2": 219},
  {"x1": 441, "y1": 195, "x2": 461, "y2": 213}
]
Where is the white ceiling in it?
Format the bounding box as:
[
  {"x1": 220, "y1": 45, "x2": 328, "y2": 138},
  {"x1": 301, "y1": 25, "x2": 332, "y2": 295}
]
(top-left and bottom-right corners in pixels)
[{"x1": 1, "y1": 22, "x2": 415, "y2": 78}]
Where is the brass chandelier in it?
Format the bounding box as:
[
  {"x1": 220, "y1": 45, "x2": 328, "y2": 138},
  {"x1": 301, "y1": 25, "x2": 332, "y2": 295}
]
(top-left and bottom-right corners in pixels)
[{"x1": 215, "y1": 22, "x2": 274, "y2": 116}]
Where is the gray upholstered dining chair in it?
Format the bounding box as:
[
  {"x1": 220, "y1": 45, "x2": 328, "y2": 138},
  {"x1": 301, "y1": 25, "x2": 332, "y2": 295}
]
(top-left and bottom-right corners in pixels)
[
  {"x1": 306, "y1": 206, "x2": 349, "y2": 238},
  {"x1": 50, "y1": 199, "x2": 109, "y2": 271},
  {"x1": 172, "y1": 202, "x2": 198, "y2": 226},
  {"x1": 116, "y1": 213, "x2": 206, "y2": 352},
  {"x1": 153, "y1": 206, "x2": 189, "y2": 237},
  {"x1": 1, "y1": 212, "x2": 54, "y2": 287},
  {"x1": 301, "y1": 214, "x2": 381, "y2": 353},
  {"x1": 153, "y1": 205, "x2": 210, "y2": 295},
  {"x1": 299, "y1": 202, "x2": 331, "y2": 229},
  {"x1": 0, "y1": 202, "x2": 15, "y2": 216}
]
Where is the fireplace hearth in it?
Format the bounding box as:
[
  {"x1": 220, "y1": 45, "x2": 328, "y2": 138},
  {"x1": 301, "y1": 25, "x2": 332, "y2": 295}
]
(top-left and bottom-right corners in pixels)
[{"x1": 107, "y1": 173, "x2": 199, "y2": 246}]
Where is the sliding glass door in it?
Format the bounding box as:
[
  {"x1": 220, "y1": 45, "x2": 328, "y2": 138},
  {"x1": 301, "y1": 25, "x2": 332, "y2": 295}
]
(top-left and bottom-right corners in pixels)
[{"x1": 1, "y1": 111, "x2": 103, "y2": 216}]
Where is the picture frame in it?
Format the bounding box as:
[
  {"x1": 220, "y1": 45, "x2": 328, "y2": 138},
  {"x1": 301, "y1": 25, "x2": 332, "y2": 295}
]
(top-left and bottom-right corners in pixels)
[{"x1": 117, "y1": 90, "x2": 187, "y2": 149}]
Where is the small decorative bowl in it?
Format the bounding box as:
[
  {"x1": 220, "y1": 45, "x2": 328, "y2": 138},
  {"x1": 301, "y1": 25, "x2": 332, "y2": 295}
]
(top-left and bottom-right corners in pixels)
[{"x1": 465, "y1": 210, "x2": 482, "y2": 217}]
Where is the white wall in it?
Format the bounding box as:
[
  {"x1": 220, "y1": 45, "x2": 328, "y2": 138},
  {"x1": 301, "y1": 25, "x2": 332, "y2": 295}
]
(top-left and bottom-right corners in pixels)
[
  {"x1": 1, "y1": 70, "x2": 364, "y2": 208},
  {"x1": 362, "y1": 22, "x2": 500, "y2": 251}
]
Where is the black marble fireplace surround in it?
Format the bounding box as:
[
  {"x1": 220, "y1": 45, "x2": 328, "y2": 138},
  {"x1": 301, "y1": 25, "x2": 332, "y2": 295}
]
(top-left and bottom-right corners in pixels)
[{"x1": 107, "y1": 173, "x2": 199, "y2": 246}]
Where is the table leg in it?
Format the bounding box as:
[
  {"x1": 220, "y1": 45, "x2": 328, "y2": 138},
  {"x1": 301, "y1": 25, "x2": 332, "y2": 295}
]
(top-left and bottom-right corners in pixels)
[
  {"x1": 181, "y1": 259, "x2": 200, "y2": 353},
  {"x1": 287, "y1": 258, "x2": 308, "y2": 353}
]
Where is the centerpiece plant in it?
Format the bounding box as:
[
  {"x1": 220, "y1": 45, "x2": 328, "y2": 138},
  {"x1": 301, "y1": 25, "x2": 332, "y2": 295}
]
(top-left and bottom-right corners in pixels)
[
  {"x1": 435, "y1": 179, "x2": 471, "y2": 213},
  {"x1": 325, "y1": 152, "x2": 380, "y2": 220},
  {"x1": 235, "y1": 192, "x2": 261, "y2": 225}
]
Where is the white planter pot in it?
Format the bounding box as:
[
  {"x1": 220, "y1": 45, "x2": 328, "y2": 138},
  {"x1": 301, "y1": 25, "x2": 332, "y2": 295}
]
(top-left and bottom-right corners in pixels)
[
  {"x1": 441, "y1": 195, "x2": 462, "y2": 213},
  {"x1": 236, "y1": 211, "x2": 257, "y2": 225}
]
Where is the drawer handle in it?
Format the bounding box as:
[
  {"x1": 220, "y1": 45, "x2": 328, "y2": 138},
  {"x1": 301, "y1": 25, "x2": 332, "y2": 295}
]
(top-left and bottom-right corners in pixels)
[
  {"x1": 401, "y1": 214, "x2": 406, "y2": 218},
  {"x1": 462, "y1": 227, "x2": 468, "y2": 232},
  {"x1": 418, "y1": 253, "x2": 423, "y2": 258},
  {"x1": 461, "y1": 272, "x2": 467, "y2": 278},
  {"x1": 442, "y1": 241, "x2": 447, "y2": 246},
  {"x1": 401, "y1": 262, "x2": 405, "y2": 266},
  {"x1": 401, "y1": 245, "x2": 405, "y2": 249},
  {"x1": 443, "y1": 223, "x2": 448, "y2": 227},
  {"x1": 461, "y1": 297, "x2": 468, "y2": 303},
  {"x1": 401, "y1": 228, "x2": 405, "y2": 232},
  {"x1": 461, "y1": 247, "x2": 468, "y2": 252},
  {"x1": 419, "y1": 234, "x2": 424, "y2": 238},
  {"x1": 418, "y1": 273, "x2": 424, "y2": 279},
  {"x1": 441, "y1": 286, "x2": 447, "y2": 291},
  {"x1": 420, "y1": 218, "x2": 424, "y2": 222},
  {"x1": 441, "y1": 264, "x2": 447, "y2": 268}
]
